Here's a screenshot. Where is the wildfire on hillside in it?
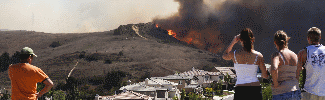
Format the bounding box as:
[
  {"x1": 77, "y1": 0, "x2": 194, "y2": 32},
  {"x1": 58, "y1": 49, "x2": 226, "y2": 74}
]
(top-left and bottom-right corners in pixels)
[
  {"x1": 167, "y1": 30, "x2": 177, "y2": 39},
  {"x1": 156, "y1": 24, "x2": 196, "y2": 45}
]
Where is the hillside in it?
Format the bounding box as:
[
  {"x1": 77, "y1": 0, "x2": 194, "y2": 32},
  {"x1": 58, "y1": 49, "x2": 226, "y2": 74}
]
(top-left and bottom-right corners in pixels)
[{"x1": 0, "y1": 22, "x2": 232, "y2": 88}]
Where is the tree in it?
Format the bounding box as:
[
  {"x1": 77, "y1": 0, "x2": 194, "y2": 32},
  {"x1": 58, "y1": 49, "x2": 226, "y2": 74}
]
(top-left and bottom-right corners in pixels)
[
  {"x1": 181, "y1": 89, "x2": 186, "y2": 100},
  {"x1": 10, "y1": 51, "x2": 20, "y2": 64},
  {"x1": 65, "y1": 77, "x2": 80, "y2": 100},
  {"x1": 188, "y1": 92, "x2": 202, "y2": 100},
  {"x1": 104, "y1": 71, "x2": 126, "y2": 90},
  {"x1": 52, "y1": 90, "x2": 66, "y2": 100},
  {"x1": 211, "y1": 80, "x2": 223, "y2": 95},
  {"x1": 0, "y1": 52, "x2": 10, "y2": 72},
  {"x1": 139, "y1": 72, "x2": 150, "y2": 82},
  {"x1": 205, "y1": 87, "x2": 213, "y2": 97}
]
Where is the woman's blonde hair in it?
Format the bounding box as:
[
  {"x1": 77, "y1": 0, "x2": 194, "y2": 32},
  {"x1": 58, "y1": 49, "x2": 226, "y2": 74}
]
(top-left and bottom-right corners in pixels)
[{"x1": 274, "y1": 30, "x2": 290, "y2": 50}]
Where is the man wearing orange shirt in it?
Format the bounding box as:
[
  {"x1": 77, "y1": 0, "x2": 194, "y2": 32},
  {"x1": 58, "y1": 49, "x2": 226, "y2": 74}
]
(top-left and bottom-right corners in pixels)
[{"x1": 8, "y1": 47, "x2": 54, "y2": 100}]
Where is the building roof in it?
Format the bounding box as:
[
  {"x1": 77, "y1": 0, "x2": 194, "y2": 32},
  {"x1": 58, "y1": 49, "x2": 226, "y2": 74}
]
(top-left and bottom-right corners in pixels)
[
  {"x1": 151, "y1": 74, "x2": 193, "y2": 80},
  {"x1": 214, "y1": 67, "x2": 236, "y2": 78},
  {"x1": 184, "y1": 84, "x2": 200, "y2": 89},
  {"x1": 149, "y1": 78, "x2": 178, "y2": 86},
  {"x1": 101, "y1": 90, "x2": 152, "y2": 100},
  {"x1": 179, "y1": 67, "x2": 221, "y2": 76},
  {"x1": 120, "y1": 83, "x2": 156, "y2": 92}
]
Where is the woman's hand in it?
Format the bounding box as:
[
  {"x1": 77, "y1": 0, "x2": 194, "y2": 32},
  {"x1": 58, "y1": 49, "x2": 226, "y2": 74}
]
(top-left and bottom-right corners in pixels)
[
  {"x1": 223, "y1": 34, "x2": 240, "y2": 60},
  {"x1": 231, "y1": 34, "x2": 240, "y2": 45}
]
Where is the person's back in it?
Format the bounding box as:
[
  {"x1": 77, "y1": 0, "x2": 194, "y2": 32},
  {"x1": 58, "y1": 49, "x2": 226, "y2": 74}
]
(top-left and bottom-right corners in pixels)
[
  {"x1": 8, "y1": 47, "x2": 53, "y2": 100},
  {"x1": 222, "y1": 28, "x2": 268, "y2": 100},
  {"x1": 9, "y1": 63, "x2": 48, "y2": 100},
  {"x1": 272, "y1": 49, "x2": 299, "y2": 93},
  {"x1": 298, "y1": 27, "x2": 325, "y2": 100},
  {"x1": 233, "y1": 49, "x2": 261, "y2": 86},
  {"x1": 304, "y1": 44, "x2": 325, "y2": 96},
  {"x1": 271, "y1": 30, "x2": 301, "y2": 100}
]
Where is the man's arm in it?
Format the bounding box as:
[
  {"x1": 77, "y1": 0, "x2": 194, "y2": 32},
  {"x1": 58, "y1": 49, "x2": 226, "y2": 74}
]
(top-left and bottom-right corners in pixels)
[
  {"x1": 297, "y1": 49, "x2": 307, "y2": 81},
  {"x1": 36, "y1": 78, "x2": 54, "y2": 98}
]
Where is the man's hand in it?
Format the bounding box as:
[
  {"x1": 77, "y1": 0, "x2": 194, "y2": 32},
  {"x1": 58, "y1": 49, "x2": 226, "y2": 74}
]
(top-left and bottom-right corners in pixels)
[
  {"x1": 36, "y1": 92, "x2": 42, "y2": 98},
  {"x1": 37, "y1": 78, "x2": 54, "y2": 98}
]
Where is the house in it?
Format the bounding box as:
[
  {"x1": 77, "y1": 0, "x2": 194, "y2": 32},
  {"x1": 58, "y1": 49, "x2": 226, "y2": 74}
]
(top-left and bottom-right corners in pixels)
[
  {"x1": 95, "y1": 90, "x2": 153, "y2": 100},
  {"x1": 212, "y1": 67, "x2": 236, "y2": 79},
  {"x1": 119, "y1": 78, "x2": 181, "y2": 100},
  {"x1": 151, "y1": 74, "x2": 193, "y2": 90},
  {"x1": 179, "y1": 67, "x2": 222, "y2": 87},
  {"x1": 140, "y1": 78, "x2": 180, "y2": 98},
  {"x1": 119, "y1": 83, "x2": 156, "y2": 98}
]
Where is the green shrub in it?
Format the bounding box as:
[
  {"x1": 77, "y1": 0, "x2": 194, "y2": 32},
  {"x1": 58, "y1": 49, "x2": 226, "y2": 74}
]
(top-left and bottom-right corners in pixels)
[
  {"x1": 261, "y1": 83, "x2": 272, "y2": 100},
  {"x1": 299, "y1": 69, "x2": 304, "y2": 89},
  {"x1": 172, "y1": 96, "x2": 179, "y2": 100},
  {"x1": 205, "y1": 87, "x2": 213, "y2": 97},
  {"x1": 181, "y1": 89, "x2": 186, "y2": 100},
  {"x1": 211, "y1": 80, "x2": 223, "y2": 95},
  {"x1": 52, "y1": 90, "x2": 66, "y2": 100},
  {"x1": 188, "y1": 92, "x2": 202, "y2": 100}
]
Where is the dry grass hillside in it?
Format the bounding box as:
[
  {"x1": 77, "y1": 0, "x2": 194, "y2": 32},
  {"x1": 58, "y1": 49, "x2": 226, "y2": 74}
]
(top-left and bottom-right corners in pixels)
[{"x1": 0, "y1": 23, "x2": 232, "y2": 89}]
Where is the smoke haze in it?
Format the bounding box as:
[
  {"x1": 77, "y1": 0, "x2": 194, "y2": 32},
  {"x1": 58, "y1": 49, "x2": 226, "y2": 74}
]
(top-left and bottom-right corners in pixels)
[
  {"x1": 153, "y1": 0, "x2": 325, "y2": 63},
  {"x1": 0, "y1": 0, "x2": 179, "y2": 33}
]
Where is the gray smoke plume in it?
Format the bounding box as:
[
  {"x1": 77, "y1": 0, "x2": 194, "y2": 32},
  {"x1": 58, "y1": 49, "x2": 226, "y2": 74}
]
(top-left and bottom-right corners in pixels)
[{"x1": 153, "y1": 0, "x2": 325, "y2": 63}]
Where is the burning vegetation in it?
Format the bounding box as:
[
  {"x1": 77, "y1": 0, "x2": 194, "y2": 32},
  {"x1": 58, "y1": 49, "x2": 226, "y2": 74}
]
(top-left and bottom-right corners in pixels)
[{"x1": 153, "y1": 0, "x2": 325, "y2": 61}]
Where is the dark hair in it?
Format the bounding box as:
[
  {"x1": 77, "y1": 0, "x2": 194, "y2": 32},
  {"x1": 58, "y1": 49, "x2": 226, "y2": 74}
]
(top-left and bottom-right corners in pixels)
[
  {"x1": 240, "y1": 28, "x2": 254, "y2": 53},
  {"x1": 20, "y1": 54, "x2": 33, "y2": 60},
  {"x1": 274, "y1": 30, "x2": 290, "y2": 50},
  {"x1": 307, "y1": 27, "x2": 321, "y2": 43}
]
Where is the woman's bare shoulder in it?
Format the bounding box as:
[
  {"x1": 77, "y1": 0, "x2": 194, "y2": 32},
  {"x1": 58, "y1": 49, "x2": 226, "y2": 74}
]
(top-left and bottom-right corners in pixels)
[
  {"x1": 288, "y1": 49, "x2": 297, "y2": 55},
  {"x1": 253, "y1": 50, "x2": 263, "y2": 57}
]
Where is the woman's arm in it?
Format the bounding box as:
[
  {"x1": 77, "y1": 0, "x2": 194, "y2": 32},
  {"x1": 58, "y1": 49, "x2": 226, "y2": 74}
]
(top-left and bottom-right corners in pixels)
[
  {"x1": 271, "y1": 53, "x2": 280, "y2": 88},
  {"x1": 222, "y1": 34, "x2": 240, "y2": 60},
  {"x1": 257, "y1": 54, "x2": 268, "y2": 79},
  {"x1": 297, "y1": 49, "x2": 306, "y2": 81}
]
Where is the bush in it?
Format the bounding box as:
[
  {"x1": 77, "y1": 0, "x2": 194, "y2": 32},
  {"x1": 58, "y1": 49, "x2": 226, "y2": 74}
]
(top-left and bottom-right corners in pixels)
[
  {"x1": 211, "y1": 80, "x2": 223, "y2": 95},
  {"x1": 10, "y1": 51, "x2": 20, "y2": 64},
  {"x1": 205, "y1": 87, "x2": 213, "y2": 97},
  {"x1": 299, "y1": 68, "x2": 305, "y2": 89},
  {"x1": 79, "y1": 51, "x2": 86, "y2": 58},
  {"x1": 105, "y1": 59, "x2": 112, "y2": 64},
  {"x1": 52, "y1": 90, "x2": 66, "y2": 100},
  {"x1": 181, "y1": 89, "x2": 186, "y2": 100},
  {"x1": 0, "y1": 52, "x2": 10, "y2": 72},
  {"x1": 86, "y1": 54, "x2": 99, "y2": 61},
  {"x1": 104, "y1": 71, "x2": 127, "y2": 90},
  {"x1": 49, "y1": 41, "x2": 61, "y2": 48},
  {"x1": 0, "y1": 90, "x2": 10, "y2": 100},
  {"x1": 172, "y1": 96, "x2": 179, "y2": 100},
  {"x1": 118, "y1": 51, "x2": 123, "y2": 56},
  {"x1": 261, "y1": 83, "x2": 272, "y2": 100},
  {"x1": 188, "y1": 92, "x2": 203, "y2": 100}
]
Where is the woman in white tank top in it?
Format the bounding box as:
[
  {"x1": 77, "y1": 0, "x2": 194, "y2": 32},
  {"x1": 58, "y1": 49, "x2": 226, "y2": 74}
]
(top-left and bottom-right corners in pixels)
[
  {"x1": 271, "y1": 30, "x2": 301, "y2": 100},
  {"x1": 223, "y1": 28, "x2": 268, "y2": 100}
]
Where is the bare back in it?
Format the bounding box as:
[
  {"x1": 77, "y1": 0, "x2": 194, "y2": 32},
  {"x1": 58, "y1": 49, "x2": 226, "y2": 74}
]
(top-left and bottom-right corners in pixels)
[
  {"x1": 276, "y1": 49, "x2": 298, "y2": 66},
  {"x1": 233, "y1": 49, "x2": 260, "y2": 64}
]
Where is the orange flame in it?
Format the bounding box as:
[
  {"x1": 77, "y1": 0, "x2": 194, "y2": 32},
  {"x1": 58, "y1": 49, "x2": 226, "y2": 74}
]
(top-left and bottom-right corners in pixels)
[
  {"x1": 155, "y1": 24, "x2": 158, "y2": 28},
  {"x1": 185, "y1": 38, "x2": 193, "y2": 44},
  {"x1": 167, "y1": 30, "x2": 177, "y2": 38}
]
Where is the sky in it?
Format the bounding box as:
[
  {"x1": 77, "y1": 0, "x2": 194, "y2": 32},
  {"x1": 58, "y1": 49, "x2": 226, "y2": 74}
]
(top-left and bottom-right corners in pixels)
[{"x1": 0, "y1": 0, "x2": 179, "y2": 33}]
